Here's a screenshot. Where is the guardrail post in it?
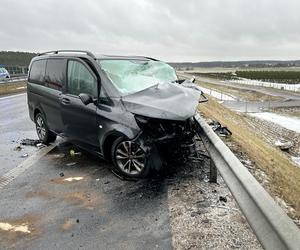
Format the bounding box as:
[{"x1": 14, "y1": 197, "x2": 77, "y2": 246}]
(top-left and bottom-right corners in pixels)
[{"x1": 209, "y1": 160, "x2": 217, "y2": 183}]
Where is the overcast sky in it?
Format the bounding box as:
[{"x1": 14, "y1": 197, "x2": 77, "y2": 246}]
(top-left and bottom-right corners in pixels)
[{"x1": 1, "y1": 0, "x2": 300, "y2": 62}]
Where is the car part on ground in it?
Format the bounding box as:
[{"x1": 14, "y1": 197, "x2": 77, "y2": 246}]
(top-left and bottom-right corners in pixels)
[{"x1": 208, "y1": 120, "x2": 232, "y2": 137}]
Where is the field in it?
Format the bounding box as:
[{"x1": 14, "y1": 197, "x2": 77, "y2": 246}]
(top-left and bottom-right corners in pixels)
[
  {"x1": 186, "y1": 67, "x2": 300, "y2": 84},
  {"x1": 236, "y1": 71, "x2": 300, "y2": 84},
  {"x1": 199, "y1": 96, "x2": 300, "y2": 218}
]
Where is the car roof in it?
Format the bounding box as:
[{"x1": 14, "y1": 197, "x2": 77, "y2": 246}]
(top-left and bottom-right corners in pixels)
[
  {"x1": 95, "y1": 54, "x2": 158, "y2": 61},
  {"x1": 34, "y1": 50, "x2": 159, "y2": 62}
]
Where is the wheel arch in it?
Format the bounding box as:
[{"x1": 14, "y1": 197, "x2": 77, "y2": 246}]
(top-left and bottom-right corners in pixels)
[{"x1": 101, "y1": 131, "x2": 128, "y2": 161}]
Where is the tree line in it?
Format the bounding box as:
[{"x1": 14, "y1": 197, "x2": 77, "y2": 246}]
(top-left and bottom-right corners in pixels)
[
  {"x1": 236, "y1": 71, "x2": 300, "y2": 83},
  {"x1": 0, "y1": 51, "x2": 37, "y2": 66}
]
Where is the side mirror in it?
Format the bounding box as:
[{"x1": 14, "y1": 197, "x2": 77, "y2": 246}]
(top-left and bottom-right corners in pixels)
[
  {"x1": 79, "y1": 93, "x2": 94, "y2": 105},
  {"x1": 190, "y1": 76, "x2": 196, "y2": 83}
]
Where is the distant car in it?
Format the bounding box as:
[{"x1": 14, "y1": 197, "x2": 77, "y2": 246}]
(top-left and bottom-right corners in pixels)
[
  {"x1": 27, "y1": 50, "x2": 203, "y2": 178},
  {"x1": 0, "y1": 67, "x2": 10, "y2": 80}
]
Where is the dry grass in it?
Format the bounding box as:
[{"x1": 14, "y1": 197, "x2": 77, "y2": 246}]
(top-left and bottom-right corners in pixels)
[
  {"x1": 199, "y1": 97, "x2": 300, "y2": 217},
  {"x1": 0, "y1": 81, "x2": 27, "y2": 96}
]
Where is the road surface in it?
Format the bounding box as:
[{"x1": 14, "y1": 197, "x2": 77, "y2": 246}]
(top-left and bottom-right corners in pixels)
[
  {"x1": 0, "y1": 93, "x2": 38, "y2": 175},
  {"x1": 0, "y1": 93, "x2": 260, "y2": 249}
]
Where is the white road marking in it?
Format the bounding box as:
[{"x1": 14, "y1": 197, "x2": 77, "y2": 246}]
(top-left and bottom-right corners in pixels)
[
  {"x1": 0, "y1": 143, "x2": 57, "y2": 189},
  {"x1": 0, "y1": 93, "x2": 26, "y2": 100}
]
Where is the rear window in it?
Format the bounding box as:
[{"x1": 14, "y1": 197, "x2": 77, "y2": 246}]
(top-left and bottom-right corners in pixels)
[
  {"x1": 29, "y1": 60, "x2": 46, "y2": 84},
  {"x1": 45, "y1": 59, "x2": 65, "y2": 90}
]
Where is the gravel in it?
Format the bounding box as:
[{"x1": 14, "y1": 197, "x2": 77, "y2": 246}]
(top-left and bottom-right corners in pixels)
[{"x1": 167, "y1": 143, "x2": 262, "y2": 249}]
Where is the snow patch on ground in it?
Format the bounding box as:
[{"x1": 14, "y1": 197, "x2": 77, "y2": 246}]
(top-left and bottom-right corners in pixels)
[
  {"x1": 199, "y1": 86, "x2": 235, "y2": 101},
  {"x1": 249, "y1": 112, "x2": 300, "y2": 133},
  {"x1": 291, "y1": 157, "x2": 300, "y2": 167},
  {"x1": 227, "y1": 78, "x2": 300, "y2": 92}
]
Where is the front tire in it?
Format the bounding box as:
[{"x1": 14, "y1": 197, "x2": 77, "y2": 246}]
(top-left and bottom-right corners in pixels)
[
  {"x1": 35, "y1": 113, "x2": 56, "y2": 144},
  {"x1": 111, "y1": 137, "x2": 150, "y2": 178}
]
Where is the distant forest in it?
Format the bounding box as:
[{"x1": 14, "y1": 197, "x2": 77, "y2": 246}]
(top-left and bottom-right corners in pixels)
[
  {"x1": 169, "y1": 60, "x2": 300, "y2": 69},
  {"x1": 0, "y1": 51, "x2": 37, "y2": 66},
  {"x1": 1, "y1": 51, "x2": 300, "y2": 69}
]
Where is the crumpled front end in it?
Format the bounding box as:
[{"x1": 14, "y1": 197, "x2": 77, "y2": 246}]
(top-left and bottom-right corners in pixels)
[{"x1": 133, "y1": 114, "x2": 198, "y2": 171}]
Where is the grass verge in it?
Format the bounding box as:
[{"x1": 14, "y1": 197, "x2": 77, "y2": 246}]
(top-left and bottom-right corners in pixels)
[
  {"x1": 199, "y1": 97, "x2": 300, "y2": 218},
  {"x1": 0, "y1": 81, "x2": 27, "y2": 96}
]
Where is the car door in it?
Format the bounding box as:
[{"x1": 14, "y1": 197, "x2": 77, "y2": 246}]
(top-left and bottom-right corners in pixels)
[
  {"x1": 43, "y1": 58, "x2": 65, "y2": 133},
  {"x1": 60, "y1": 58, "x2": 99, "y2": 146}
]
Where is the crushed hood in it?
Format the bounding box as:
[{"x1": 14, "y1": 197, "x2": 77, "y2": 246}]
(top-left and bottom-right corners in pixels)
[{"x1": 122, "y1": 83, "x2": 201, "y2": 121}]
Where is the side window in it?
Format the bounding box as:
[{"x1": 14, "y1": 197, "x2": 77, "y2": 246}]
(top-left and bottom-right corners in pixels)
[
  {"x1": 29, "y1": 60, "x2": 46, "y2": 84},
  {"x1": 45, "y1": 59, "x2": 65, "y2": 90},
  {"x1": 67, "y1": 60, "x2": 97, "y2": 97}
]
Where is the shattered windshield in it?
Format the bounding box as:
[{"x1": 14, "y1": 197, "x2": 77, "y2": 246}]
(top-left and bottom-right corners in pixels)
[{"x1": 98, "y1": 59, "x2": 177, "y2": 95}]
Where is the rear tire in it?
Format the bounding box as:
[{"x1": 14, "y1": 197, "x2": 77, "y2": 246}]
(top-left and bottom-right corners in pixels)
[
  {"x1": 35, "y1": 112, "x2": 56, "y2": 144},
  {"x1": 111, "y1": 137, "x2": 150, "y2": 178}
]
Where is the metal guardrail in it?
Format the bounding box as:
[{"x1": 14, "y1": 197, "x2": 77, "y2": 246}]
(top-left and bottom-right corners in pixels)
[
  {"x1": 0, "y1": 76, "x2": 27, "y2": 84},
  {"x1": 194, "y1": 113, "x2": 300, "y2": 250}
]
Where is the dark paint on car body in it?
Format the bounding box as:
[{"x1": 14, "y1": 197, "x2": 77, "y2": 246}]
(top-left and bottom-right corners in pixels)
[{"x1": 27, "y1": 50, "x2": 201, "y2": 178}]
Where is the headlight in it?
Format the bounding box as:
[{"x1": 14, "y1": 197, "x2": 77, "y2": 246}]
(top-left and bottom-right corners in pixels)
[{"x1": 134, "y1": 114, "x2": 150, "y2": 128}]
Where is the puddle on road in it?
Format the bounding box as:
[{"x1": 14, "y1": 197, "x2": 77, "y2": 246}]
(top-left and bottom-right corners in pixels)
[
  {"x1": 0, "y1": 222, "x2": 31, "y2": 233},
  {"x1": 64, "y1": 177, "x2": 84, "y2": 182}
]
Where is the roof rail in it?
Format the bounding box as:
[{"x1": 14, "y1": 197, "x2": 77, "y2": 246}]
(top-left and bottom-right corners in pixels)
[
  {"x1": 144, "y1": 56, "x2": 159, "y2": 61},
  {"x1": 37, "y1": 50, "x2": 96, "y2": 59}
]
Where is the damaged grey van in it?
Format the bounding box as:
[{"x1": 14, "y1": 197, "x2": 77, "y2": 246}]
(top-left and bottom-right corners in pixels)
[{"x1": 27, "y1": 50, "x2": 204, "y2": 178}]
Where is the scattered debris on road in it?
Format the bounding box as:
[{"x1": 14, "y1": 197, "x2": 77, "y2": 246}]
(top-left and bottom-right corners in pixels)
[
  {"x1": 275, "y1": 139, "x2": 293, "y2": 150},
  {"x1": 52, "y1": 153, "x2": 65, "y2": 159},
  {"x1": 208, "y1": 120, "x2": 232, "y2": 137},
  {"x1": 13, "y1": 145, "x2": 23, "y2": 151},
  {"x1": 69, "y1": 149, "x2": 82, "y2": 157},
  {"x1": 219, "y1": 196, "x2": 227, "y2": 203},
  {"x1": 66, "y1": 162, "x2": 77, "y2": 167},
  {"x1": 36, "y1": 143, "x2": 46, "y2": 149},
  {"x1": 21, "y1": 138, "x2": 41, "y2": 146}
]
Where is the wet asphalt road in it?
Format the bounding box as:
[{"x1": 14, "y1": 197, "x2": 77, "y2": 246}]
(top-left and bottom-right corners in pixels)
[
  {"x1": 0, "y1": 93, "x2": 38, "y2": 176},
  {"x1": 0, "y1": 145, "x2": 172, "y2": 249},
  {"x1": 0, "y1": 92, "x2": 173, "y2": 249}
]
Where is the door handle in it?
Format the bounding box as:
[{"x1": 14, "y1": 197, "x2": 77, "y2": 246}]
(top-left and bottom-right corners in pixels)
[{"x1": 61, "y1": 97, "x2": 70, "y2": 105}]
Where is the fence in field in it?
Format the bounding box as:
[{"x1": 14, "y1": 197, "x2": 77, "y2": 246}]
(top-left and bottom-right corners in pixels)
[
  {"x1": 228, "y1": 78, "x2": 300, "y2": 92},
  {"x1": 198, "y1": 85, "x2": 276, "y2": 113}
]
